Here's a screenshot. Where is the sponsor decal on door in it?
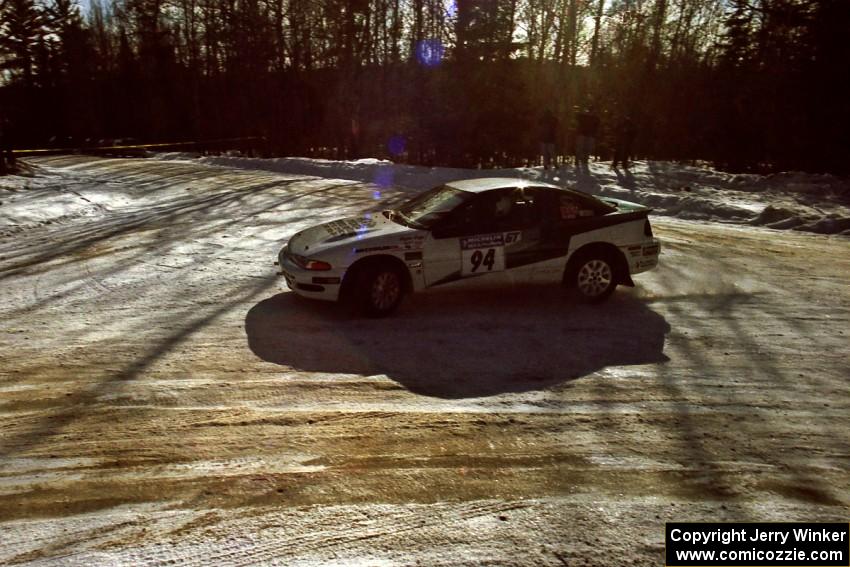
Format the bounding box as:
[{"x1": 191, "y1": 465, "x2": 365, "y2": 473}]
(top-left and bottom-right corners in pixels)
[{"x1": 460, "y1": 233, "x2": 506, "y2": 276}]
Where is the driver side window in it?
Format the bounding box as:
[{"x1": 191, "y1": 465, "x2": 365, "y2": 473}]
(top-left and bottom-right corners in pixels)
[
  {"x1": 433, "y1": 190, "x2": 507, "y2": 237},
  {"x1": 499, "y1": 188, "x2": 541, "y2": 230},
  {"x1": 433, "y1": 188, "x2": 547, "y2": 237}
]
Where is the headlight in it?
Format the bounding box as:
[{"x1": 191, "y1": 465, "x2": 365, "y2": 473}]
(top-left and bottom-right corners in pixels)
[{"x1": 290, "y1": 253, "x2": 332, "y2": 271}]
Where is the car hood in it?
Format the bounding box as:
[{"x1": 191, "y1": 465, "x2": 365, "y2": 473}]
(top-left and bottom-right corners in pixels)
[{"x1": 288, "y1": 213, "x2": 415, "y2": 256}]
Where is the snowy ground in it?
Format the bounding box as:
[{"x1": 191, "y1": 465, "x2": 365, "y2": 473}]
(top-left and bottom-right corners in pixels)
[{"x1": 0, "y1": 155, "x2": 848, "y2": 566}]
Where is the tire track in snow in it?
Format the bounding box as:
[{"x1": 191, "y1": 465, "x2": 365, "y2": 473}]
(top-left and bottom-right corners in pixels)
[{"x1": 136, "y1": 501, "x2": 531, "y2": 567}]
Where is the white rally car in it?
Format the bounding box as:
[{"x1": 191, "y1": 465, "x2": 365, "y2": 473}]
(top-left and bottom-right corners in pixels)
[{"x1": 277, "y1": 178, "x2": 660, "y2": 316}]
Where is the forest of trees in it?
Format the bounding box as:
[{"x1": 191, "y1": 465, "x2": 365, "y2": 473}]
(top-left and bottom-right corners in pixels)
[{"x1": 0, "y1": 0, "x2": 848, "y2": 173}]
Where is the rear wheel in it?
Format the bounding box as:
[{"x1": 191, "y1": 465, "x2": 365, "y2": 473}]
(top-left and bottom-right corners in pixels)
[{"x1": 569, "y1": 254, "x2": 617, "y2": 303}]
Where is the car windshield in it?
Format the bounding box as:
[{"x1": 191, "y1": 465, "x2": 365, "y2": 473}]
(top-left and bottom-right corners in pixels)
[{"x1": 389, "y1": 185, "x2": 473, "y2": 229}]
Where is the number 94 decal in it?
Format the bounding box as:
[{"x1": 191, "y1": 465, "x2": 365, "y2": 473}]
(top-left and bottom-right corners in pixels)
[{"x1": 460, "y1": 233, "x2": 506, "y2": 276}]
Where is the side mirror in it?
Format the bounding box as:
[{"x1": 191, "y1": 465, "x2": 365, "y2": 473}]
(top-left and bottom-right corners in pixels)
[
  {"x1": 432, "y1": 225, "x2": 457, "y2": 239},
  {"x1": 431, "y1": 215, "x2": 464, "y2": 239}
]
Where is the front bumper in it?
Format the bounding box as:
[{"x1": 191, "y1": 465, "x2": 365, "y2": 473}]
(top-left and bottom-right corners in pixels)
[{"x1": 277, "y1": 245, "x2": 343, "y2": 302}]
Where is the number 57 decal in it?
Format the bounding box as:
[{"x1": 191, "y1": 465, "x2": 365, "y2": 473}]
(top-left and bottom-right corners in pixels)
[{"x1": 461, "y1": 233, "x2": 506, "y2": 276}]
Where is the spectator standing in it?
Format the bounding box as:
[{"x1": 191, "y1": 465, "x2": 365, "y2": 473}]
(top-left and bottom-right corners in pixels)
[
  {"x1": 612, "y1": 116, "x2": 638, "y2": 169},
  {"x1": 0, "y1": 117, "x2": 13, "y2": 175},
  {"x1": 575, "y1": 107, "x2": 600, "y2": 171},
  {"x1": 539, "y1": 109, "x2": 558, "y2": 170}
]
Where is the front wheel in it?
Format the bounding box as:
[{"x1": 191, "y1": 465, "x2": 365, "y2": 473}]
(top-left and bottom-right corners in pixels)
[
  {"x1": 357, "y1": 265, "x2": 404, "y2": 317},
  {"x1": 571, "y1": 256, "x2": 617, "y2": 303}
]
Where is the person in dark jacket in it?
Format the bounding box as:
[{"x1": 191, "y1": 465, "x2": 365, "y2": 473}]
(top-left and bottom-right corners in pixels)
[
  {"x1": 612, "y1": 116, "x2": 638, "y2": 169},
  {"x1": 575, "y1": 107, "x2": 600, "y2": 171}
]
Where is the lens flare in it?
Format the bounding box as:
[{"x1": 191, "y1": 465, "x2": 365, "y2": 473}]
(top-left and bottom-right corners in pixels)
[
  {"x1": 415, "y1": 39, "x2": 445, "y2": 67},
  {"x1": 374, "y1": 167, "x2": 394, "y2": 189},
  {"x1": 388, "y1": 135, "x2": 406, "y2": 156}
]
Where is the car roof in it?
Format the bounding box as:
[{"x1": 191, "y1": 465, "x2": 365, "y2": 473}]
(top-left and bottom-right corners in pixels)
[{"x1": 444, "y1": 177, "x2": 563, "y2": 193}]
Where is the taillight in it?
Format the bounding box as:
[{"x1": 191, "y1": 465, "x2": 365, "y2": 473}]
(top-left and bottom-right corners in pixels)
[{"x1": 644, "y1": 220, "x2": 653, "y2": 237}]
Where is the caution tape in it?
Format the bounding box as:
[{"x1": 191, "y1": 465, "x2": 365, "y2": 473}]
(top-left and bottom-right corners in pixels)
[{"x1": 11, "y1": 136, "x2": 264, "y2": 155}]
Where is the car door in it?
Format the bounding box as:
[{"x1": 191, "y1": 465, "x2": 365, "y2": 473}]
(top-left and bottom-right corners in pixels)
[
  {"x1": 421, "y1": 192, "x2": 493, "y2": 287},
  {"x1": 527, "y1": 189, "x2": 612, "y2": 282},
  {"x1": 422, "y1": 188, "x2": 544, "y2": 287},
  {"x1": 497, "y1": 187, "x2": 553, "y2": 283}
]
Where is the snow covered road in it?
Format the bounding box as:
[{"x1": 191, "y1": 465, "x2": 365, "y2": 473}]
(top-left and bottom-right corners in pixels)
[{"x1": 1, "y1": 156, "x2": 848, "y2": 566}]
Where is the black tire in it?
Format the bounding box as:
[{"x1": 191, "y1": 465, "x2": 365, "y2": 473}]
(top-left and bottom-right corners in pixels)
[
  {"x1": 356, "y1": 264, "x2": 405, "y2": 317},
  {"x1": 568, "y1": 252, "x2": 618, "y2": 303}
]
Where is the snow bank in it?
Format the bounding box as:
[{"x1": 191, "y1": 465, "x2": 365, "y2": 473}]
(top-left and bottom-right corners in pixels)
[
  {"x1": 198, "y1": 155, "x2": 479, "y2": 192},
  {"x1": 0, "y1": 172, "x2": 104, "y2": 237},
  {"x1": 184, "y1": 155, "x2": 850, "y2": 236},
  {"x1": 4, "y1": 155, "x2": 848, "y2": 237},
  {"x1": 1, "y1": 165, "x2": 144, "y2": 237}
]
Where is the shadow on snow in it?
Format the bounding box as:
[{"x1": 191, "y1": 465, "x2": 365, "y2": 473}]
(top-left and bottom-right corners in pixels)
[{"x1": 245, "y1": 286, "x2": 671, "y2": 399}]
